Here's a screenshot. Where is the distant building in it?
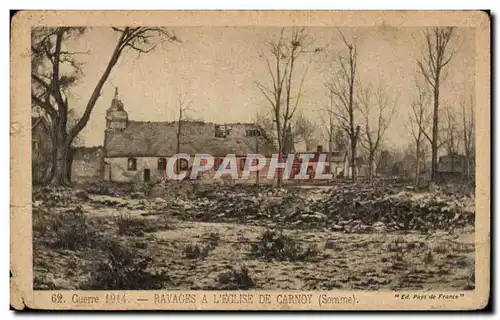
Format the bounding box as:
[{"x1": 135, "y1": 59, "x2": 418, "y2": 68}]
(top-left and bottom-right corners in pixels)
[
  {"x1": 342, "y1": 148, "x2": 375, "y2": 179},
  {"x1": 102, "y1": 91, "x2": 278, "y2": 183},
  {"x1": 290, "y1": 146, "x2": 352, "y2": 180},
  {"x1": 328, "y1": 150, "x2": 347, "y2": 177},
  {"x1": 32, "y1": 116, "x2": 53, "y2": 184}
]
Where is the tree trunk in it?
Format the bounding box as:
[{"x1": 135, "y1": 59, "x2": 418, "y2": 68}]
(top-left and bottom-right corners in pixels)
[
  {"x1": 276, "y1": 134, "x2": 283, "y2": 187},
  {"x1": 415, "y1": 140, "x2": 421, "y2": 186},
  {"x1": 51, "y1": 142, "x2": 71, "y2": 185},
  {"x1": 277, "y1": 149, "x2": 283, "y2": 187},
  {"x1": 451, "y1": 153, "x2": 455, "y2": 172},
  {"x1": 255, "y1": 137, "x2": 260, "y2": 185},
  {"x1": 464, "y1": 151, "x2": 471, "y2": 179},
  {"x1": 430, "y1": 80, "x2": 440, "y2": 182},
  {"x1": 350, "y1": 138, "x2": 356, "y2": 182},
  {"x1": 368, "y1": 153, "x2": 374, "y2": 184}
]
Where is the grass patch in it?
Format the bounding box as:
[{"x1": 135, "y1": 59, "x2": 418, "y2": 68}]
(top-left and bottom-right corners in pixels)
[
  {"x1": 204, "y1": 232, "x2": 221, "y2": 249},
  {"x1": 116, "y1": 214, "x2": 146, "y2": 236},
  {"x1": 183, "y1": 243, "x2": 211, "y2": 259},
  {"x1": 82, "y1": 240, "x2": 169, "y2": 290},
  {"x1": 423, "y1": 250, "x2": 434, "y2": 263},
  {"x1": 324, "y1": 238, "x2": 342, "y2": 251},
  {"x1": 387, "y1": 236, "x2": 407, "y2": 253},
  {"x1": 183, "y1": 232, "x2": 221, "y2": 259},
  {"x1": 433, "y1": 242, "x2": 450, "y2": 254},
  {"x1": 249, "y1": 229, "x2": 318, "y2": 262},
  {"x1": 35, "y1": 209, "x2": 100, "y2": 251},
  {"x1": 116, "y1": 214, "x2": 173, "y2": 236},
  {"x1": 215, "y1": 266, "x2": 255, "y2": 290}
]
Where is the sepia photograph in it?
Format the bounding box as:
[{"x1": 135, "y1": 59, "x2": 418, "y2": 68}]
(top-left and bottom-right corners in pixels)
[{"x1": 10, "y1": 10, "x2": 490, "y2": 310}]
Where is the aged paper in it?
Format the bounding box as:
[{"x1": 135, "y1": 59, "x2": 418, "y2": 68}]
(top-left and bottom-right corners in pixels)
[{"x1": 11, "y1": 10, "x2": 490, "y2": 310}]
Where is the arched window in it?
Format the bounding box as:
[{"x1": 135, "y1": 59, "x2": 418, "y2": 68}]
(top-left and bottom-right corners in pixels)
[
  {"x1": 179, "y1": 158, "x2": 189, "y2": 170},
  {"x1": 127, "y1": 158, "x2": 137, "y2": 171},
  {"x1": 158, "y1": 158, "x2": 167, "y2": 171}
]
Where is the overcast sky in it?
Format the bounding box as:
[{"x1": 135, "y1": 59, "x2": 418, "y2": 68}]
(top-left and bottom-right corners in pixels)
[{"x1": 62, "y1": 26, "x2": 475, "y2": 150}]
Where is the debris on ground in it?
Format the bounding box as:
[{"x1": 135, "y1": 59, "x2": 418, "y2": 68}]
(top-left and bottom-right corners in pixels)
[
  {"x1": 32, "y1": 181, "x2": 475, "y2": 234},
  {"x1": 160, "y1": 182, "x2": 474, "y2": 233},
  {"x1": 32, "y1": 180, "x2": 475, "y2": 291}
]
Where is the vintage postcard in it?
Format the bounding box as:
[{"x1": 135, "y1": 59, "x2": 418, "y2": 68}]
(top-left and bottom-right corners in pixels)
[{"x1": 11, "y1": 10, "x2": 490, "y2": 310}]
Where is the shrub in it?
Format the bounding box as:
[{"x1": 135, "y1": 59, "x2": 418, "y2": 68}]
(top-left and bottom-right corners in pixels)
[
  {"x1": 85, "y1": 182, "x2": 137, "y2": 197},
  {"x1": 82, "y1": 240, "x2": 169, "y2": 290},
  {"x1": 116, "y1": 214, "x2": 173, "y2": 236},
  {"x1": 190, "y1": 183, "x2": 217, "y2": 199},
  {"x1": 183, "y1": 243, "x2": 211, "y2": 259},
  {"x1": 324, "y1": 238, "x2": 344, "y2": 251},
  {"x1": 116, "y1": 214, "x2": 146, "y2": 236},
  {"x1": 249, "y1": 229, "x2": 318, "y2": 261},
  {"x1": 387, "y1": 236, "x2": 407, "y2": 252},
  {"x1": 215, "y1": 266, "x2": 255, "y2": 290},
  {"x1": 85, "y1": 183, "x2": 112, "y2": 196},
  {"x1": 423, "y1": 250, "x2": 433, "y2": 263},
  {"x1": 33, "y1": 208, "x2": 63, "y2": 234},
  {"x1": 48, "y1": 210, "x2": 98, "y2": 251},
  {"x1": 205, "y1": 232, "x2": 221, "y2": 249},
  {"x1": 324, "y1": 238, "x2": 337, "y2": 250},
  {"x1": 433, "y1": 242, "x2": 450, "y2": 254}
]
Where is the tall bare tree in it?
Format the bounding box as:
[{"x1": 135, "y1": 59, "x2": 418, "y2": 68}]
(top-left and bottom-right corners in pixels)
[
  {"x1": 357, "y1": 83, "x2": 398, "y2": 184},
  {"x1": 319, "y1": 91, "x2": 347, "y2": 151},
  {"x1": 31, "y1": 27, "x2": 179, "y2": 185},
  {"x1": 408, "y1": 82, "x2": 432, "y2": 185},
  {"x1": 324, "y1": 31, "x2": 359, "y2": 182},
  {"x1": 256, "y1": 28, "x2": 314, "y2": 185},
  {"x1": 417, "y1": 27, "x2": 458, "y2": 181},
  {"x1": 442, "y1": 107, "x2": 462, "y2": 172},
  {"x1": 319, "y1": 92, "x2": 336, "y2": 151},
  {"x1": 461, "y1": 95, "x2": 475, "y2": 179},
  {"x1": 173, "y1": 92, "x2": 193, "y2": 175}
]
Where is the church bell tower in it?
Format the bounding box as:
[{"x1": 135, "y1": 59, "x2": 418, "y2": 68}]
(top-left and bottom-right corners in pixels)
[{"x1": 105, "y1": 87, "x2": 128, "y2": 130}]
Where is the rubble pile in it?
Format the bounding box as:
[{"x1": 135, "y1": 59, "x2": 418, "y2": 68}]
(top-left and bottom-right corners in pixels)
[
  {"x1": 33, "y1": 186, "x2": 75, "y2": 207},
  {"x1": 308, "y1": 187, "x2": 475, "y2": 233},
  {"x1": 32, "y1": 181, "x2": 475, "y2": 234},
  {"x1": 167, "y1": 186, "x2": 295, "y2": 224},
  {"x1": 164, "y1": 183, "x2": 475, "y2": 233}
]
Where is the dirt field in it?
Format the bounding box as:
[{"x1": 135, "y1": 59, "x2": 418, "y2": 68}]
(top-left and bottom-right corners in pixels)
[{"x1": 32, "y1": 182, "x2": 475, "y2": 291}]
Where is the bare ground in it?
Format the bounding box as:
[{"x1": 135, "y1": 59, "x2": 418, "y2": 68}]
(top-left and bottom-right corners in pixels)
[{"x1": 33, "y1": 183, "x2": 475, "y2": 291}]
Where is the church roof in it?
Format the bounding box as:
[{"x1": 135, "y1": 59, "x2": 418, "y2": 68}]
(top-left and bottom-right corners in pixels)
[{"x1": 104, "y1": 121, "x2": 278, "y2": 158}]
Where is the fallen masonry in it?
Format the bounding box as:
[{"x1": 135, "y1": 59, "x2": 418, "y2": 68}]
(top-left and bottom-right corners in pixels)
[
  {"x1": 32, "y1": 181, "x2": 475, "y2": 234},
  {"x1": 159, "y1": 182, "x2": 475, "y2": 233}
]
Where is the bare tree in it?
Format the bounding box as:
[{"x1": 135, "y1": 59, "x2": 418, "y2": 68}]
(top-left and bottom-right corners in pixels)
[
  {"x1": 357, "y1": 83, "x2": 398, "y2": 184},
  {"x1": 417, "y1": 27, "x2": 458, "y2": 182},
  {"x1": 31, "y1": 27, "x2": 179, "y2": 185},
  {"x1": 319, "y1": 93, "x2": 336, "y2": 150},
  {"x1": 318, "y1": 91, "x2": 349, "y2": 175},
  {"x1": 319, "y1": 91, "x2": 347, "y2": 151},
  {"x1": 256, "y1": 28, "x2": 314, "y2": 185},
  {"x1": 324, "y1": 31, "x2": 359, "y2": 182},
  {"x1": 461, "y1": 95, "x2": 475, "y2": 179},
  {"x1": 293, "y1": 112, "x2": 318, "y2": 151},
  {"x1": 253, "y1": 110, "x2": 277, "y2": 143},
  {"x1": 442, "y1": 107, "x2": 462, "y2": 172},
  {"x1": 408, "y1": 82, "x2": 432, "y2": 185},
  {"x1": 173, "y1": 92, "x2": 193, "y2": 175}
]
